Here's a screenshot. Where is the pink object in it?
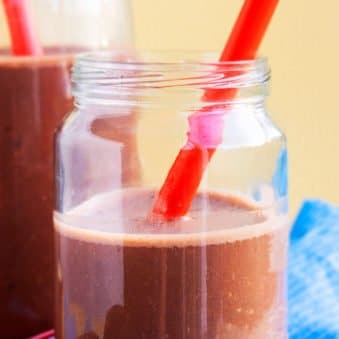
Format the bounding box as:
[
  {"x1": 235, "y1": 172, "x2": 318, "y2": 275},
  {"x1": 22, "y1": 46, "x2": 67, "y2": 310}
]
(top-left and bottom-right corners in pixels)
[
  {"x1": 187, "y1": 108, "x2": 225, "y2": 148},
  {"x1": 30, "y1": 329, "x2": 55, "y2": 339}
]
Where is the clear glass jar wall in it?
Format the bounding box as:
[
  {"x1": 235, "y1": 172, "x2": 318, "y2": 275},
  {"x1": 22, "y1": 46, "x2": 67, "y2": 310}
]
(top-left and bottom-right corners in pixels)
[
  {"x1": 55, "y1": 51, "x2": 289, "y2": 339},
  {"x1": 0, "y1": 2, "x2": 133, "y2": 337}
]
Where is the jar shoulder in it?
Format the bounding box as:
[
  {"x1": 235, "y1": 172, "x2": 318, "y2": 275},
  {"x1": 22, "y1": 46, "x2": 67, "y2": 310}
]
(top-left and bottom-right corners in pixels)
[{"x1": 216, "y1": 107, "x2": 285, "y2": 150}]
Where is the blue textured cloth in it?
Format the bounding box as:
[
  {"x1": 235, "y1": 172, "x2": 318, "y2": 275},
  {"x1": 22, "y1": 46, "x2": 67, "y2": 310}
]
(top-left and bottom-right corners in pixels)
[{"x1": 289, "y1": 200, "x2": 339, "y2": 338}]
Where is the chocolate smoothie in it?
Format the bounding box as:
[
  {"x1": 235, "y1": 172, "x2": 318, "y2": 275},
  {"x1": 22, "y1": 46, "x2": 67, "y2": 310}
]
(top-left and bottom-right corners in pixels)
[
  {"x1": 0, "y1": 51, "x2": 141, "y2": 338},
  {"x1": 55, "y1": 189, "x2": 288, "y2": 339},
  {"x1": 0, "y1": 51, "x2": 73, "y2": 338}
]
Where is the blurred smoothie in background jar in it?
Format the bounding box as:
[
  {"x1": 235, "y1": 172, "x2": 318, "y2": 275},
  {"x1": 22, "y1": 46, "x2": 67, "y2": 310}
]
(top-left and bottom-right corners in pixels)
[{"x1": 0, "y1": 0, "x2": 136, "y2": 337}]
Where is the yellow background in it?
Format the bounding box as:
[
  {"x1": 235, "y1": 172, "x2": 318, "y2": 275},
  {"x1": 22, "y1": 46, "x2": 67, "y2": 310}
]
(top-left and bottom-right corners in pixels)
[
  {"x1": 1, "y1": 1, "x2": 338, "y2": 215},
  {"x1": 131, "y1": 0, "x2": 339, "y2": 215}
]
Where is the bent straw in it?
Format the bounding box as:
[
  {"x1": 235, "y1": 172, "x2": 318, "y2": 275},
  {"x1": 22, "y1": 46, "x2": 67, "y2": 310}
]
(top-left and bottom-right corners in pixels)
[
  {"x1": 2, "y1": 0, "x2": 43, "y2": 55},
  {"x1": 151, "y1": 0, "x2": 279, "y2": 219}
]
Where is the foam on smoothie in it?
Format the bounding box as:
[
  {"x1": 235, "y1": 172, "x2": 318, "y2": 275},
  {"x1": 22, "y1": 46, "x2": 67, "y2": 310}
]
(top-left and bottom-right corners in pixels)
[{"x1": 54, "y1": 188, "x2": 287, "y2": 247}]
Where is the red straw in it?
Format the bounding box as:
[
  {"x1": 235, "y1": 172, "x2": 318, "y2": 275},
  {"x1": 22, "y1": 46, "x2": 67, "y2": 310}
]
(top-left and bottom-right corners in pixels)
[
  {"x1": 151, "y1": 0, "x2": 279, "y2": 219},
  {"x1": 2, "y1": 0, "x2": 43, "y2": 55}
]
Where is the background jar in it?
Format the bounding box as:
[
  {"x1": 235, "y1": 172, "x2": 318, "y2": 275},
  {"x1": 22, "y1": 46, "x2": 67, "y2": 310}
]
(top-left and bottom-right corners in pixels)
[{"x1": 0, "y1": 1, "x2": 133, "y2": 337}]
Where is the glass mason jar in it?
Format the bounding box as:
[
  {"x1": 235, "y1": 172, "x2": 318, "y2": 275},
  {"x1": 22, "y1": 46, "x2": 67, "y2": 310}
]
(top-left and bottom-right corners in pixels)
[
  {"x1": 0, "y1": 1, "x2": 133, "y2": 338},
  {"x1": 55, "y1": 51, "x2": 289, "y2": 339}
]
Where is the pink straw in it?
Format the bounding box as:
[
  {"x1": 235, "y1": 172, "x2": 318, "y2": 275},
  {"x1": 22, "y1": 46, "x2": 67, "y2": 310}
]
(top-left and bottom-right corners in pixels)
[{"x1": 29, "y1": 329, "x2": 55, "y2": 339}]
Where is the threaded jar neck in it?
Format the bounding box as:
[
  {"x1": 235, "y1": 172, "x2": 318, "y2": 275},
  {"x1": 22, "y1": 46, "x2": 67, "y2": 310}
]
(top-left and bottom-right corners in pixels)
[{"x1": 72, "y1": 50, "x2": 270, "y2": 110}]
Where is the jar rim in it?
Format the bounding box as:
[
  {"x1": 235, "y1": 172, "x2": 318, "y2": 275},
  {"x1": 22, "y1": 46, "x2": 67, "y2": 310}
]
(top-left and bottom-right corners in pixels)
[
  {"x1": 72, "y1": 50, "x2": 270, "y2": 92},
  {"x1": 74, "y1": 49, "x2": 268, "y2": 71},
  {"x1": 72, "y1": 50, "x2": 270, "y2": 109}
]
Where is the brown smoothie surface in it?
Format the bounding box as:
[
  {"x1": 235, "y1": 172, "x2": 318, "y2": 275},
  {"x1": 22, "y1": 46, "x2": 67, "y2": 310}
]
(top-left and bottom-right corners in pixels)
[{"x1": 55, "y1": 188, "x2": 288, "y2": 339}]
